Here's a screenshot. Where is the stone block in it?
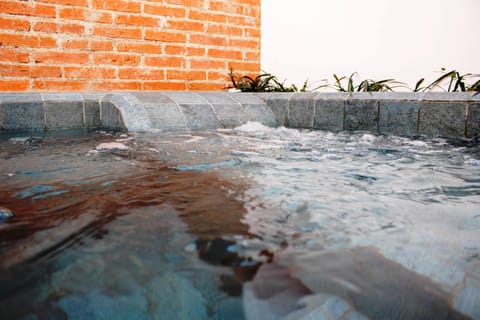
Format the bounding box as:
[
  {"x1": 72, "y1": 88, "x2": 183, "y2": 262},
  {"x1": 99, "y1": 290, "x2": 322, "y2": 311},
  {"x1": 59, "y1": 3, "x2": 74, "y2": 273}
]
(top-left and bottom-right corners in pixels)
[
  {"x1": 84, "y1": 101, "x2": 101, "y2": 128},
  {"x1": 288, "y1": 93, "x2": 316, "y2": 128},
  {"x1": 211, "y1": 104, "x2": 250, "y2": 128},
  {"x1": 144, "y1": 104, "x2": 188, "y2": 131},
  {"x1": 314, "y1": 98, "x2": 344, "y2": 132},
  {"x1": 344, "y1": 99, "x2": 379, "y2": 132},
  {"x1": 101, "y1": 101, "x2": 124, "y2": 131},
  {"x1": 130, "y1": 92, "x2": 174, "y2": 104},
  {"x1": 1, "y1": 93, "x2": 44, "y2": 131},
  {"x1": 422, "y1": 92, "x2": 473, "y2": 101},
  {"x1": 179, "y1": 104, "x2": 220, "y2": 130},
  {"x1": 243, "y1": 104, "x2": 277, "y2": 127},
  {"x1": 43, "y1": 93, "x2": 83, "y2": 129},
  {"x1": 265, "y1": 93, "x2": 293, "y2": 126},
  {"x1": 228, "y1": 92, "x2": 267, "y2": 105},
  {"x1": 162, "y1": 92, "x2": 208, "y2": 105},
  {"x1": 197, "y1": 92, "x2": 237, "y2": 104},
  {"x1": 467, "y1": 102, "x2": 480, "y2": 138},
  {"x1": 418, "y1": 101, "x2": 466, "y2": 137},
  {"x1": 379, "y1": 101, "x2": 419, "y2": 136}
]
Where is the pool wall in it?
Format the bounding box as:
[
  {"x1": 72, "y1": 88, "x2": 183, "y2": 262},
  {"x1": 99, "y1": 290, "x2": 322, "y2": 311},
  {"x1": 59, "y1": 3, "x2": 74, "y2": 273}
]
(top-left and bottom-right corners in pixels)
[{"x1": 0, "y1": 92, "x2": 478, "y2": 138}]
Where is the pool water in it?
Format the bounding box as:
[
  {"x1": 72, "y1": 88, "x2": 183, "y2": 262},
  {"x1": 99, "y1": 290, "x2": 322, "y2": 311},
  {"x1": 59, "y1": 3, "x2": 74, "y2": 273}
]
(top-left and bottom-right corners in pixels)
[{"x1": 0, "y1": 124, "x2": 479, "y2": 320}]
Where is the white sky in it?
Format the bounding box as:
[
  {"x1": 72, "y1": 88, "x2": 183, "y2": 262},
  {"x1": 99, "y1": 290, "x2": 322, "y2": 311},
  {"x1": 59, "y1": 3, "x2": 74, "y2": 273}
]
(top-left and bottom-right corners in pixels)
[{"x1": 261, "y1": 0, "x2": 480, "y2": 90}]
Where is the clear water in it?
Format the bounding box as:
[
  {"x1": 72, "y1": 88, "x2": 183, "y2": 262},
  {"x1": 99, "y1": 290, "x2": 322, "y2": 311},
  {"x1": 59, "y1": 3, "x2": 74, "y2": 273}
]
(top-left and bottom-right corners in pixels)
[{"x1": 0, "y1": 124, "x2": 479, "y2": 320}]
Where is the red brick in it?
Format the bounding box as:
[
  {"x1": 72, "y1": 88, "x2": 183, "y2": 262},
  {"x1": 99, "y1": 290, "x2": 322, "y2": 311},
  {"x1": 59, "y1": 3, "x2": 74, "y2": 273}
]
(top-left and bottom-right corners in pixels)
[
  {"x1": 167, "y1": 20, "x2": 204, "y2": 32},
  {"x1": 90, "y1": 40, "x2": 113, "y2": 51},
  {"x1": 208, "y1": 48, "x2": 242, "y2": 60},
  {"x1": 165, "y1": 45, "x2": 185, "y2": 55},
  {"x1": 0, "y1": 33, "x2": 57, "y2": 48},
  {"x1": 59, "y1": 23, "x2": 85, "y2": 35},
  {"x1": 144, "y1": 4, "x2": 186, "y2": 18},
  {"x1": 244, "y1": 27, "x2": 260, "y2": 38},
  {"x1": 34, "y1": 52, "x2": 89, "y2": 65},
  {"x1": 34, "y1": 21, "x2": 58, "y2": 33},
  {"x1": 0, "y1": 16, "x2": 30, "y2": 31},
  {"x1": 30, "y1": 65, "x2": 62, "y2": 78},
  {"x1": 59, "y1": 7, "x2": 86, "y2": 21},
  {"x1": 189, "y1": 58, "x2": 225, "y2": 70},
  {"x1": 117, "y1": 42, "x2": 163, "y2": 54},
  {"x1": 207, "y1": 70, "x2": 229, "y2": 81},
  {"x1": 144, "y1": 56, "x2": 185, "y2": 68},
  {"x1": 87, "y1": 10, "x2": 113, "y2": 23},
  {"x1": 187, "y1": 47, "x2": 205, "y2": 57},
  {"x1": 91, "y1": 81, "x2": 142, "y2": 91},
  {"x1": 36, "y1": 0, "x2": 88, "y2": 6},
  {"x1": 64, "y1": 66, "x2": 116, "y2": 79},
  {"x1": 0, "y1": 63, "x2": 29, "y2": 77},
  {"x1": 33, "y1": 3, "x2": 57, "y2": 18},
  {"x1": 143, "y1": 81, "x2": 187, "y2": 91},
  {"x1": 115, "y1": 14, "x2": 159, "y2": 27},
  {"x1": 144, "y1": 30, "x2": 186, "y2": 43},
  {"x1": 93, "y1": 53, "x2": 140, "y2": 66},
  {"x1": 92, "y1": 0, "x2": 141, "y2": 13},
  {"x1": 207, "y1": 24, "x2": 243, "y2": 37},
  {"x1": 93, "y1": 26, "x2": 142, "y2": 39},
  {"x1": 0, "y1": 48, "x2": 29, "y2": 63},
  {"x1": 188, "y1": 10, "x2": 227, "y2": 23},
  {"x1": 187, "y1": 82, "x2": 225, "y2": 91},
  {"x1": 118, "y1": 68, "x2": 165, "y2": 80},
  {"x1": 62, "y1": 39, "x2": 89, "y2": 50},
  {"x1": 209, "y1": 1, "x2": 236, "y2": 14},
  {"x1": 228, "y1": 61, "x2": 260, "y2": 73},
  {"x1": 190, "y1": 34, "x2": 226, "y2": 47},
  {"x1": 34, "y1": 79, "x2": 89, "y2": 90},
  {"x1": 0, "y1": 0, "x2": 33, "y2": 16},
  {"x1": 0, "y1": 80, "x2": 30, "y2": 91},
  {"x1": 227, "y1": 38, "x2": 260, "y2": 49}
]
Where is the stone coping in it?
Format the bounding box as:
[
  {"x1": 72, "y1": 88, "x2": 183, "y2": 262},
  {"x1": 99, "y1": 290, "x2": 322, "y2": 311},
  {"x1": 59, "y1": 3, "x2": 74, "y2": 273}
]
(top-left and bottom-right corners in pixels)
[{"x1": 0, "y1": 92, "x2": 478, "y2": 138}]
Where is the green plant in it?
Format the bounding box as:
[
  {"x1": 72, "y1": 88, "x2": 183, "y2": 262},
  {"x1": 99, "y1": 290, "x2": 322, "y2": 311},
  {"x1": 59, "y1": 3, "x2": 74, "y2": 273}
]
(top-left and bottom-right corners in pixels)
[
  {"x1": 228, "y1": 70, "x2": 276, "y2": 92},
  {"x1": 229, "y1": 69, "x2": 326, "y2": 92},
  {"x1": 415, "y1": 68, "x2": 480, "y2": 92},
  {"x1": 329, "y1": 73, "x2": 404, "y2": 92}
]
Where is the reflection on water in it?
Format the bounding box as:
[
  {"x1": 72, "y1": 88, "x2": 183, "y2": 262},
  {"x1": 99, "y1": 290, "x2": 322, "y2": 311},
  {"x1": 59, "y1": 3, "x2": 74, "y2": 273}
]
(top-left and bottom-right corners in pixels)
[{"x1": 0, "y1": 126, "x2": 479, "y2": 319}]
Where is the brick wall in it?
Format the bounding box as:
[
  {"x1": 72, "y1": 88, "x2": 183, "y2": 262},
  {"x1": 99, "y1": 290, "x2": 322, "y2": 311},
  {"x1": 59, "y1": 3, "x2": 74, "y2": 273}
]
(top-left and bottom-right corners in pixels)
[{"x1": 0, "y1": 0, "x2": 261, "y2": 91}]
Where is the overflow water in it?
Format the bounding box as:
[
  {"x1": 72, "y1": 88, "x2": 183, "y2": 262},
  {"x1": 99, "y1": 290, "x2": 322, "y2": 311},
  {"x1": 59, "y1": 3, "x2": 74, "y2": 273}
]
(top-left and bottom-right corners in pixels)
[{"x1": 0, "y1": 124, "x2": 479, "y2": 319}]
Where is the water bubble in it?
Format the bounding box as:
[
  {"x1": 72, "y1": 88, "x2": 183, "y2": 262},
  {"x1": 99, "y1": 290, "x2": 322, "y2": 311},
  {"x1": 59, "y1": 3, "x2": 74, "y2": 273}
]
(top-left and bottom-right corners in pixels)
[{"x1": 0, "y1": 207, "x2": 13, "y2": 221}]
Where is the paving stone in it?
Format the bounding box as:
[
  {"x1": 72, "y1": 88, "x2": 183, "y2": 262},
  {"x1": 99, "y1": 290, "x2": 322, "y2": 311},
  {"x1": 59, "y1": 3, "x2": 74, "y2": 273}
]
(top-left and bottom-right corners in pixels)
[
  {"x1": 314, "y1": 98, "x2": 344, "y2": 132},
  {"x1": 379, "y1": 100, "x2": 419, "y2": 136},
  {"x1": 418, "y1": 101, "x2": 466, "y2": 137},
  {"x1": 345, "y1": 99, "x2": 379, "y2": 132}
]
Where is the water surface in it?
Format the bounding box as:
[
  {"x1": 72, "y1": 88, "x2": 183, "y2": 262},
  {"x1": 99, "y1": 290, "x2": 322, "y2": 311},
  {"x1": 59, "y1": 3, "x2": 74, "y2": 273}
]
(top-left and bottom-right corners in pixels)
[{"x1": 1, "y1": 124, "x2": 479, "y2": 319}]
